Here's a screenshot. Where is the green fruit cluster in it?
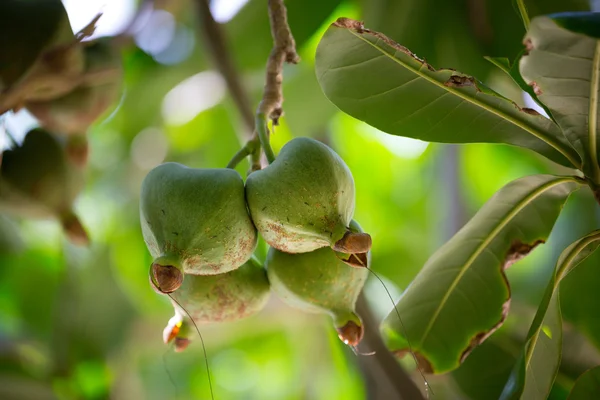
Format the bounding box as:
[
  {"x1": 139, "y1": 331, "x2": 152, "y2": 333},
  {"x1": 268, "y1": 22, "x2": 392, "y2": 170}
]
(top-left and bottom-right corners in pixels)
[
  {"x1": 0, "y1": 1, "x2": 124, "y2": 244},
  {"x1": 141, "y1": 137, "x2": 372, "y2": 349}
]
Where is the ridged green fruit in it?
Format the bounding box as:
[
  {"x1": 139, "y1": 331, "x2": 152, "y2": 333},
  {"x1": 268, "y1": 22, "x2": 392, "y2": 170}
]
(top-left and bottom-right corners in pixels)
[
  {"x1": 26, "y1": 39, "x2": 123, "y2": 135},
  {"x1": 0, "y1": 128, "x2": 88, "y2": 245},
  {"x1": 157, "y1": 257, "x2": 270, "y2": 351},
  {"x1": 246, "y1": 137, "x2": 371, "y2": 255},
  {"x1": 266, "y1": 223, "x2": 369, "y2": 346},
  {"x1": 140, "y1": 162, "x2": 258, "y2": 293}
]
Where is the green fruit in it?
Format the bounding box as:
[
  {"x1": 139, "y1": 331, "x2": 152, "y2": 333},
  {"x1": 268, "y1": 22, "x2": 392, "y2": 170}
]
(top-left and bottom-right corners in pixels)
[
  {"x1": 157, "y1": 257, "x2": 270, "y2": 350},
  {"x1": 266, "y1": 224, "x2": 369, "y2": 346},
  {"x1": 26, "y1": 39, "x2": 123, "y2": 135},
  {"x1": 0, "y1": 128, "x2": 88, "y2": 245},
  {"x1": 246, "y1": 137, "x2": 371, "y2": 254},
  {"x1": 0, "y1": 0, "x2": 74, "y2": 88},
  {"x1": 140, "y1": 162, "x2": 258, "y2": 292},
  {"x1": 0, "y1": 0, "x2": 93, "y2": 114}
]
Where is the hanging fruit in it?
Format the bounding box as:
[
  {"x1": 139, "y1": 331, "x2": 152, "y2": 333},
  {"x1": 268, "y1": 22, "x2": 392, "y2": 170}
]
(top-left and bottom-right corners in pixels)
[
  {"x1": 0, "y1": 128, "x2": 88, "y2": 245},
  {"x1": 25, "y1": 38, "x2": 124, "y2": 135},
  {"x1": 140, "y1": 162, "x2": 258, "y2": 293},
  {"x1": 245, "y1": 137, "x2": 371, "y2": 255},
  {"x1": 0, "y1": 0, "x2": 96, "y2": 114},
  {"x1": 157, "y1": 257, "x2": 270, "y2": 351},
  {"x1": 265, "y1": 221, "x2": 370, "y2": 347}
]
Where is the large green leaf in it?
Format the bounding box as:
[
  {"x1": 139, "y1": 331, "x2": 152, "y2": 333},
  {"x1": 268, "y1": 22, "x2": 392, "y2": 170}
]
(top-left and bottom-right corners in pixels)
[
  {"x1": 520, "y1": 13, "x2": 600, "y2": 181},
  {"x1": 500, "y1": 230, "x2": 600, "y2": 400},
  {"x1": 452, "y1": 334, "x2": 518, "y2": 400},
  {"x1": 380, "y1": 174, "x2": 582, "y2": 373},
  {"x1": 315, "y1": 18, "x2": 582, "y2": 169},
  {"x1": 568, "y1": 366, "x2": 600, "y2": 399}
]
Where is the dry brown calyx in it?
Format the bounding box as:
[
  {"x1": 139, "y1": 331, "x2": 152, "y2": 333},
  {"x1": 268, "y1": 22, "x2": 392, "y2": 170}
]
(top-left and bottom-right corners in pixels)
[
  {"x1": 333, "y1": 230, "x2": 372, "y2": 254},
  {"x1": 151, "y1": 263, "x2": 183, "y2": 294},
  {"x1": 336, "y1": 320, "x2": 364, "y2": 346},
  {"x1": 340, "y1": 252, "x2": 369, "y2": 268},
  {"x1": 174, "y1": 337, "x2": 191, "y2": 352},
  {"x1": 61, "y1": 212, "x2": 90, "y2": 246}
]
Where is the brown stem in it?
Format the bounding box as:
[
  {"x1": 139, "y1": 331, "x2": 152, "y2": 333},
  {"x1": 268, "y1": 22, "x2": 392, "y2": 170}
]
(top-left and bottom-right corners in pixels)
[
  {"x1": 256, "y1": 0, "x2": 300, "y2": 122},
  {"x1": 355, "y1": 295, "x2": 426, "y2": 400},
  {"x1": 248, "y1": 0, "x2": 300, "y2": 169},
  {"x1": 197, "y1": 0, "x2": 299, "y2": 171}
]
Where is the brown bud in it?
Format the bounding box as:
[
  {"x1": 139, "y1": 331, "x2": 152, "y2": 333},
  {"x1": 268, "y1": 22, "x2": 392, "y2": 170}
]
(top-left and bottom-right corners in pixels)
[
  {"x1": 61, "y1": 213, "x2": 90, "y2": 246},
  {"x1": 151, "y1": 263, "x2": 183, "y2": 294},
  {"x1": 333, "y1": 231, "x2": 372, "y2": 254},
  {"x1": 336, "y1": 320, "x2": 364, "y2": 346},
  {"x1": 174, "y1": 337, "x2": 191, "y2": 352}
]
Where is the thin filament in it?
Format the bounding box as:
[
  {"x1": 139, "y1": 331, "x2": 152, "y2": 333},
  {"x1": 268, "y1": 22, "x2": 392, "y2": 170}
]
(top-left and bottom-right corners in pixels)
[
  {"x1": 167, "y1": 294, "x2": 215, "y2": 400},
  {"x1": 163, "y1": 343, "x2": 179, "y2": 399},
  {"x1": 364, "y1": 265, "x2": 433, "y2": 398}
]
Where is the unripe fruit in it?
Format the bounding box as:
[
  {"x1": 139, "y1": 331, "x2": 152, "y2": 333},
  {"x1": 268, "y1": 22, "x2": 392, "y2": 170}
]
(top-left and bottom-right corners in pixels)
[
  {"x1": 26, "y1": 39, "x2": 124, "y2": 135},
  {"x1": 0, "y1": 0, "x2": 93, "y2": 114},
  {"x1": 266, "y1": 223, "x2": 369, "y2": 346},
  {"x1": 140, "y1": 162, "x2": 258, "y2": 292},
  {"x1": 0, "y1": 0, "x2": 75, "y2": 88},
  {"x1": 157, "y1": 257, "x2": 270, "y2": 350},
  {"x1": 245, "y1": 137, "x2": 371, "y2": 254},
  {"x1": 0, "y1": 128, "x2": 88, "y2": 245}
]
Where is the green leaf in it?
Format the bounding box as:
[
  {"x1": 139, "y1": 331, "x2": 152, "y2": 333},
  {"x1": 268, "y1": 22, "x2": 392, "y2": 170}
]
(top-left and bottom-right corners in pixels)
[
  {"x1": 380, "y1": 174, "x2": 582, "y2": 373},
  {"x1": 315, "y1": 18, "x2": 582, "y2": 169},
  {"x1": 568, "y1": 366, "x2": 600, "y2": 399},
  {"x1": 484, "y1": 53, "x2": 554, "y2": 119},
  {"x1": 500, "y1": 230, "x2": 600, "y2": 400},
  {"x1": 452, "y1": 335, "x2": 518, "y2": 400},
  {"x1": 520, "y1": 13, "x2": 600, "y2": 181}
]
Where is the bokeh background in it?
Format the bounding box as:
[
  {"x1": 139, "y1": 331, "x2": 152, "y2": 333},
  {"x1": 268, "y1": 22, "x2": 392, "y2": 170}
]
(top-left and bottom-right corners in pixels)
[{"x1": 1, "y1": 0, "x2": 600, "y2": 399}]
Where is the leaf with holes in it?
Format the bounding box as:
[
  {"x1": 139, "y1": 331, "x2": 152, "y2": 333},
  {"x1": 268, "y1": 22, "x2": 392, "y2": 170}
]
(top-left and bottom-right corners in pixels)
[
  {"x1": 379, "y1": 175, "x2": 583, "y2": 374},
  {"x1": 315, "y1": 18, "x2": 582, "y2": 169},
  {"x1": 568, "y1": 366, "x2": 600, "y2": 399},
  {"x1": 521, "y1": 12, "x2": 600, "y2": 182},
  {"x1": 500, "y1": 230, "x2": 600, "y2": 400}
]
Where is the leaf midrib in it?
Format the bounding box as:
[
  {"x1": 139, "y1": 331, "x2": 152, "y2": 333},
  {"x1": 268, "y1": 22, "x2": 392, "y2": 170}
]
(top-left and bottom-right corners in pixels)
[
  {"x1": 343, "y1": 29, "x2": 582, "y2": 169},
  {"x1": 588, "y1": 40, "x2": 600, "y2": 182},
  {"x1": 418, "y1": 176, "x2": 579, "y2": 346}
]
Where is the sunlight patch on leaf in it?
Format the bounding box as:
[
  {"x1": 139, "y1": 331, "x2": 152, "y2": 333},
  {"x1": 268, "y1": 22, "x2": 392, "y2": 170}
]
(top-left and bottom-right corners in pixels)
[{"x1": 541, "y1": 325, "x2": 553, "y2": 339}]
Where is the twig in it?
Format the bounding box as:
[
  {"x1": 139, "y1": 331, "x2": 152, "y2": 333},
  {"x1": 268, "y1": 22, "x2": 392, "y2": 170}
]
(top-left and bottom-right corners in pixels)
[
  {"x1": 198, "y1": 0, "x2": 299, "y2": 171},
  {"x1": 252, "y1": 0, "x2": 300, "y2": 167},
  {"x1": 194, "y1": 0, "x2": 255, "y2": 133}
]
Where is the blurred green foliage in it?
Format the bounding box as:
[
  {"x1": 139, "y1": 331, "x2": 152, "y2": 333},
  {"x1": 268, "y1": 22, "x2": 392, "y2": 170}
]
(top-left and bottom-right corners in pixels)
[{"x1": 1, "y1": 0, "x2": 599, "y2": 399}]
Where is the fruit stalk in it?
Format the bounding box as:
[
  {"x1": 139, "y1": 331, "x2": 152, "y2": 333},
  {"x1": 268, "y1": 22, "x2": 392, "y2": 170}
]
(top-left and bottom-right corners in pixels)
[{"x1": 253, "y1": 0, "x2": 299, "y2": 166}]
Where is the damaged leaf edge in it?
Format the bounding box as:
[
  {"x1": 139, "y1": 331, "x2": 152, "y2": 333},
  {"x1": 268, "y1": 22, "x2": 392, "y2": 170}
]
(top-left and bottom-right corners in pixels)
[
  {"x1": 501, "y1": 229, "x2": 600, "y2": 399},
  {"x1": 325, "y1": 17, "x2": 582, "y2": 170},
  {"x1": 384, "y1": 175, "x2": 581, "y2": 373}
]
